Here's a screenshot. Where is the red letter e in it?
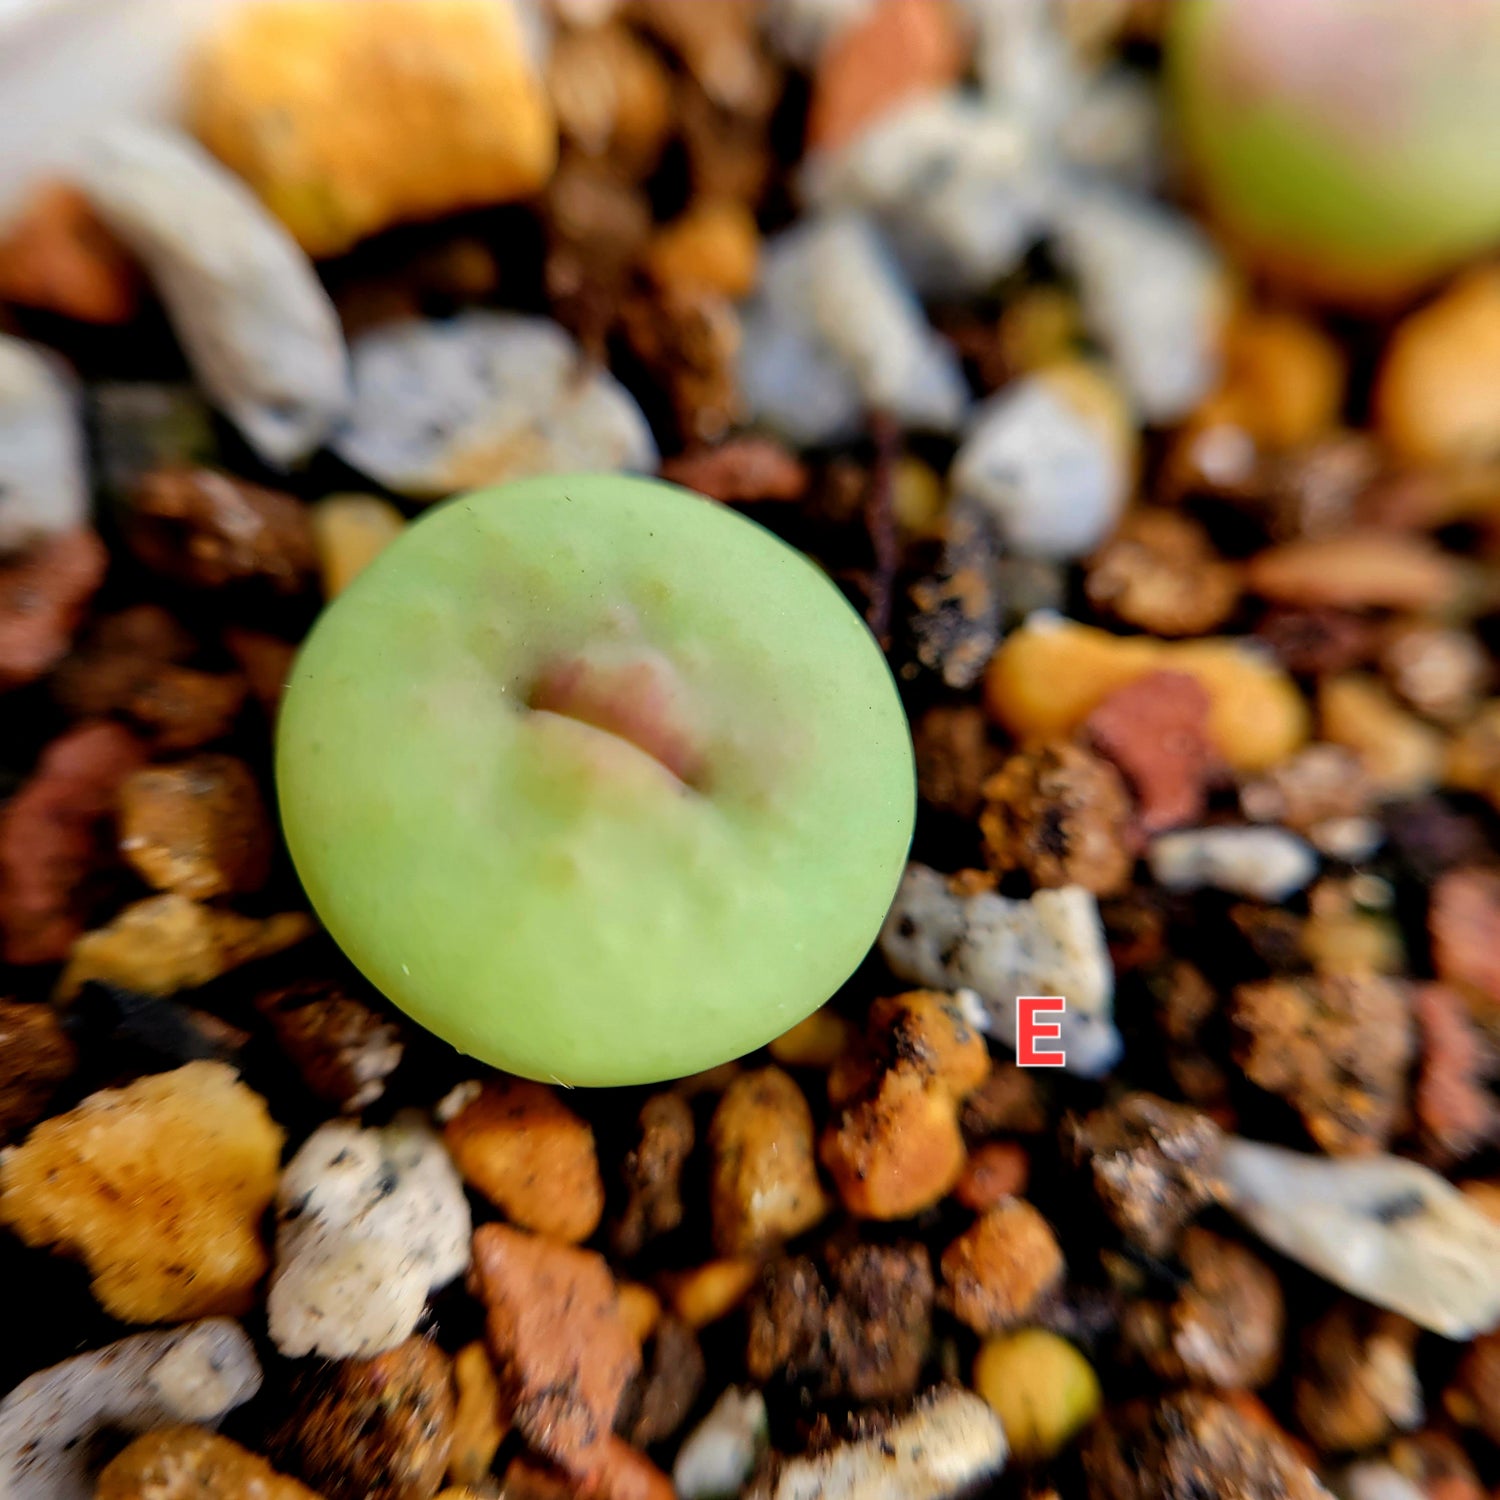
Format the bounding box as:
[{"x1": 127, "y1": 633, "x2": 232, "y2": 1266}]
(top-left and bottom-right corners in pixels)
[{"x1": 1016, "y1": 996, "x2": 1066, "y2": 1068}]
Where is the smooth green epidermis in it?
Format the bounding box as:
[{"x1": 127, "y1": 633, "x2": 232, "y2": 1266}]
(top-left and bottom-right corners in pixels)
[
  {"x1": 1169, "y1": 0, "x2": 1500, "y2": 289},
  {"x1": 276, "y1": 475, "x2": 915, "y2": 1086}
]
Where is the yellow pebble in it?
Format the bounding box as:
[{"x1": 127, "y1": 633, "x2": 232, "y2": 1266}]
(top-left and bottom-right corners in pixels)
[
  {"x1": 768, "y1": 1006, "x2": 855, "y2": 1069},
  {"x1": 1447, "y1": 699, "x2": 1500, "y2": 809},
  {"x1": 1170, "y1": 638, "x2": 1312, "y2": 773},
  {"x1": 1208, "y1": 305, "x2": 1345, "y2": 450},
  {"x1": 660, "y1": 1257, "x2": 760, "y2": 1329},
  {"x1": 646, "y1": 199, "x2": 761, "y2": 301},
  {"x1": 192, "y1": 1, "x2": 557, "y2": 256},
  {"x1": 995, "y1": 287, "x2": 1083, "y2": 376},
  {"x1": 99, "y1": 1428, "x2": 320, "y2": 1500},
  {"x1": 311, "y1": 494, "x2": 407, "y2": 598},
  {"x1": 985, "y1": 618, "x2": 1155, "y2": 739},
  {"x1": 1320, "y1": 674, "x2": 1444, "y2": 799},
  {"x1": 617, "y1": 1281, "x2": 663, "y2": 1345},
  {"x1": 984, "y1": 618, "x2": 1308, "y2": 773},
  {"x1": 1303, "y1": 911, "x2": 1405, "y2": 976},
  {"x1": 0, "y1": 1062, "x2": 282, "y2": 1324},
  {"x1": 891, "y1": 456, "x2": 947, "y2": 537},
  {"x1": 1377, "y1": 266, "x2": 1500, "y2": 466},
  {"x1": 1040, "y1": 359, "x2": 1139, "y2": 495},
  {"x1": 448, "y1": 1342, "x2": 506, "y2": 1487},
  {"x1": 973, "y1": 1329, "x2": 1101, "y2": 1463},
  {"x1": 56, "y1": 895, "x2": 313, "y2": 1003}
]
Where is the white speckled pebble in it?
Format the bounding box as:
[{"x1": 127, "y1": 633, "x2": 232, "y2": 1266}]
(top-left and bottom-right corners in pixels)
[
  {"x1": 745, "y1": 1387, "x2": 1007, "y2": 1500},
  {"x1": 1150, "y1": 826, "x2": 1318, "y2": 902},
  {"x1": 880, "y1": 863, "x2": 1121, "y2": 1077},
  {"x1": 268, "y1": 1112, "x2": 470, "y2": 1360}
]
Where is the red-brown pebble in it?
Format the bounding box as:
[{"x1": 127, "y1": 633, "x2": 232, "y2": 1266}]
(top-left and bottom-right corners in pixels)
[
  {"x1": 470, "y1": 1224, "x2": 639, "y2": 1475},
  {"x1": 0, "y1": 720, "x2": 146, "y2": 964},
  {"x1": 660, "y1": 437, "x2": 809, "y2": 504},
  {"x1": 1086, "y1": 671, "x2": 1215, "y2": 834},
  {"x1": 954, "y1": 1141, "x2": 1030, "y2": 1212},
  {"x1": 805, "y1": 0, "x2": 965, "y2": 155},
  {"x1": 1430, "y1": 868, "x2": 1500, "y2": 1007},
  {"x1": 0, "y1": 999, "x2": 78, "y2": 1141},
  {"x1": 0, "y1": 529, "x2": 108, "y2": 690},
  {"x1": 1414, "y1": 983, "x2": 1498, "y2": 1162}
]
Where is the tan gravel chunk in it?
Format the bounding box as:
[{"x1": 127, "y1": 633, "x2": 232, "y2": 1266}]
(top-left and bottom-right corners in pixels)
[
  {"x1": 1247, "y1": 531, "x2": 1462, "y2": 612},
  {"x1": 448, "y1": 1342, "x2": 506, "y2": 1488},
  {"x1": 1233, "y1": 974, "x2": 1414, "y2": 1155},
  {"x1": 980, "y1": 741, "x2": 1135, "y2": 895},
  {"x1": 1085, "y1": 510, "x2": 1240, "y2": 637},
  {"x1": 118, "y1": 754, "x2": 272, "y2": 898},
  {"x1": 941, "y1": 1200, "x2": 1065, "y2": 1335},
  {"x1": 821, "y1": 991, "x2": 990, "y2": 1221},
  {"x1": 56, "y1": 894, "x2": 312, "y2": 1001},
  {"x1": 0, "y1": 1061, "x2": 282, "y2": 1322},
  {"x1": 1121, "y1": 1227, "x2": 1284, "y2": 1390},
  {"x1": 98, "y1": 1427, "x2": 322, "y2": 1500},
  {"x1": 710, "y1": 1066, "x2": 830, "y2": 1255}
]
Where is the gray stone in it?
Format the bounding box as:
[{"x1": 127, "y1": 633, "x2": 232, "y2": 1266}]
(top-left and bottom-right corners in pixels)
[
  {"x1": 0, "y1": 1320, "x2": 260, "y2": 1500},
  {"x1": 1052, "y1": 182, "x2": 1224, "y2": 424},
  {"x1": 334, "y1": 312, "x2": 657, "y2": 498},
  {"x1": 0, "y1": 337, "x2": 88, "y2": 553},
  {"x1": 1220, "y1": 1136, "x2": 1500, "y2": 1340},
  {"x1": 803, "y1": 95, "x2": 1047, "y2": 297},
  {"x1": 75, "y1": 124, "x2": 349, "y2": 467},
  {"x1": 740, "y1": 213, "x2": 969, "y2": 444},
  {"x1": 1059, "y1": 67, "x2": 1164, "y2": 190},
  {"x1": 952, "y1": 371, "x2": 1130, "y2": 558},
  {"x1": 674, "y1": 1388, "x2": 770, "y2": 1500},
  {"x1": 1149, "y1": 826, "x2": 1318, "y2": 902}
]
